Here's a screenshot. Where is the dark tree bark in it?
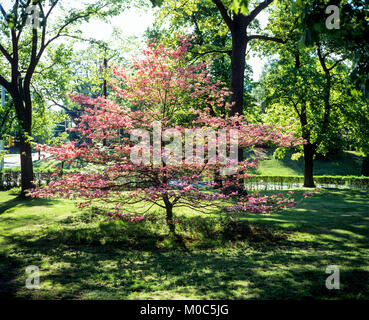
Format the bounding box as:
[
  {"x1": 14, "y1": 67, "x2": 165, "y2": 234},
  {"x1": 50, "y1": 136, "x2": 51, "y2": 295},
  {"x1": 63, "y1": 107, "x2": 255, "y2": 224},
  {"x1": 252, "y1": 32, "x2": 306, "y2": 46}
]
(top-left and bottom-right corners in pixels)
[
  {"x1": 229, "y1": 16, "x2": 247, "y2": 116},
  {"x1": 102, "y1": 57, "x2": 108, "y2": 147},
  {"x1": 362, "y1": 155, "x2": 369, "y2": 176},
  {"x1": 212, "y1": 0, "x2": 279, "y2": 116},
  {"x1": 295, "y1": 54, "x2": 316, "y2": 189},
  {"x1": 303, "y1": 143, "x2": 315, "y2": 187},
  {"x1": 210, "y1": 1, "x2": 284, "y2": 192},
  {"x1": 12, "y1": 95, "x2": 35, "y2": 197},
  {"x1": 164, "y1": 197, "x2": 175, "y2": 233},
  {"x1": 19, "y1": 134, "x2": 35, "y2": 194}
]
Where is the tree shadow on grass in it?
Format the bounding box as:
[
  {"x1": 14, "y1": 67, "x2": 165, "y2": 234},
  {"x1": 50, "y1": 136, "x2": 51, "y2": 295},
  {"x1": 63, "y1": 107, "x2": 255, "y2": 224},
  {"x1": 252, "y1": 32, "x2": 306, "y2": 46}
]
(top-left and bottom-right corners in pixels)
[
  {"x1": 0, "y1": 196, "x2": 59, "y2": 215},
  {"x1": 1, "y1": 189, "x2": 369, "y2": 299},
  {"x1": 0, "y1": 251, "x2": 23, "y2": 299},
  {"x1": 2, "y1": 236, "x2": 368, "y2": 300}
]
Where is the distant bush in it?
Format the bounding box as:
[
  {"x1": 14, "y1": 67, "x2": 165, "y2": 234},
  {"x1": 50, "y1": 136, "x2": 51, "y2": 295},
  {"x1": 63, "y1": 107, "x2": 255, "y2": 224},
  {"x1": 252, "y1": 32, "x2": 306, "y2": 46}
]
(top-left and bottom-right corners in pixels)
[{"x1": 247, "y1": 175, "x2": 369, "y2": 189}]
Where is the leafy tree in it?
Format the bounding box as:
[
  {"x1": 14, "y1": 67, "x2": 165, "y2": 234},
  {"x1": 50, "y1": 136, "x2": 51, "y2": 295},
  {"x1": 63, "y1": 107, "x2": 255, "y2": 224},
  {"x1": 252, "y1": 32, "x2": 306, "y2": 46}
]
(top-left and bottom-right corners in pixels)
[
  {"x1": 336, "y1": 88, "x2": 369, "y2": 176},
  {"x1": 29, "y1": 41, "x2": 301, "y2": 233},
  {"x1": 299, "y1": 0, "x2": 369, "y2": 95},
  {"x1": 151, "y1": 0, "x2": 286, "y2": 116},
  {"x1": 254, "y1": 0, "x2": 365, "y2": 186},
  {"x1": 296, "y1": 0, "x2": 369, "y2": 175},
  {"x1": 259, "y1": 40, "x2": 351, "y2": 186},
  {"x1": 0, "y1": 0, "x2": 125, "y2": 197}
]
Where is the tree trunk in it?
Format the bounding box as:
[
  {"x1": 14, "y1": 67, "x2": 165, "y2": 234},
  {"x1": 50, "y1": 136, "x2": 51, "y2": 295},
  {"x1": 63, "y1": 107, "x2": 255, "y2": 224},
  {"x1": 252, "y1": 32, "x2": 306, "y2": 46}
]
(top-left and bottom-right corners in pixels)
[
  {"x1": 229, "y1": 22, "x2": 247, "y2": 117},
  {"x1": 165, "y1": 203, "x2": 175, "y2": 234},
  {"x1": 13, "y1": 97, "x2": 35, "y2": 198},
  {"x1": 303, "y1": 143, "x2": 315, "y2": 188},
  {"x1": 228, "y1": 22, "x2": 248, "y2": 191},
  {"x1": 361, "y1": 155, "x2": 369, "y2": 176},
  {"x1": 19, "y1": 134, "x2": 35, "y2": 197},
  {"x1": 102, "y1": 57, "x2": 108, "y2": 147},
  {"x1": 214, "y1": 168, "x2": 222, "y2": 189},
  {"x1": 163, "y1": 195, "x2": 175, "y2": 233}
]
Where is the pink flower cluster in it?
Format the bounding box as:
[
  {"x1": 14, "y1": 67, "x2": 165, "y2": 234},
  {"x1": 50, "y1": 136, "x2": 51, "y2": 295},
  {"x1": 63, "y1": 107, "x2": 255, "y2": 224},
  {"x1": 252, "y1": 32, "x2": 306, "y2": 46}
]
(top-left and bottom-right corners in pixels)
[
  {"x1": 303, "y1": 188, "x2": 321, "y2": 198},
  {"x1": 225, "y1": 192, "x2": 297, "y2": 214},
  {"x1": 106, "y1": 210, "x2": 147, "y2": 223}
]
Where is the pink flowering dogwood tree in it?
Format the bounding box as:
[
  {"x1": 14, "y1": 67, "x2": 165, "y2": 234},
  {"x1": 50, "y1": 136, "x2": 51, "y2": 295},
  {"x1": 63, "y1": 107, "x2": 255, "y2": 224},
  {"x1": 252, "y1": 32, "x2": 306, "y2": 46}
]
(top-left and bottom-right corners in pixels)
[{"x1": 29, "y1": 40, "x2": 303, "y2": 233}]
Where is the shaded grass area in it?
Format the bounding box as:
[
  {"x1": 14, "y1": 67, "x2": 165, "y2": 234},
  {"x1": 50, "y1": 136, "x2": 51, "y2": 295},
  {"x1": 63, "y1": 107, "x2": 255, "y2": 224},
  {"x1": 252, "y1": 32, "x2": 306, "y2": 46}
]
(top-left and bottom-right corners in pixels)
[
  {"x1": 0, "y1": 189, "x2": 368, "y2": 299},
  {"x1": 256, "y1": 149, "x2": 364, "y2": 176}
]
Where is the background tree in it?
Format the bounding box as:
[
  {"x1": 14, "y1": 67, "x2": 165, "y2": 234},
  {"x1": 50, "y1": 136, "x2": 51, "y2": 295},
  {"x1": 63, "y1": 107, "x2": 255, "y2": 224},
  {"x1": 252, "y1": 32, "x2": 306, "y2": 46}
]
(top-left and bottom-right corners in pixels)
[
  {"x1": 151, "y1": 0, "x2": 285, "y2": 116},
  {"x1": 298, "y1": 0, "x2": 369, "y2": 175},
  {"x1": 0, "y1": 0, "x2": 125, "y2": 197},
  {"x1": 259, "y1": 43, "x2": 349, "y2": 186},
  {"x1": 299, "y1": 0, "x2": 369, "y2": 95},
  {"x1": 254, "y1": 0, "x2": 363, "y2": 187}
]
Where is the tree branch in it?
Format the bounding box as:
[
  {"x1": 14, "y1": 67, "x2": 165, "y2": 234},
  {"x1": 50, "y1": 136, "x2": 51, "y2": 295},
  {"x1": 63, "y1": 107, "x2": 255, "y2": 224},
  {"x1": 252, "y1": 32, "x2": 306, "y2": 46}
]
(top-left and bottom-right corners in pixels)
[
  {"x1": 212, "y1": 0, "x2": 233, "y2": 31},
  {"x1": 247, "y1": 34, "x2": 285, "y2": 43},
  {"x1": 42, "y1": 9, "x2": 102, "y2": 53},
  {"x1": 328, "y1": 59, "x2": 345, "y2": 71},
  {"x1": 16, "y1": 0, "x2": 32, "y2": 42},
  {"x1": 246, "y1": 0, "x2": 274, "y2": 25},
  {"x1": 0, "y1": 43, "x2": 12, "y2": 63},
  {"x1": 317, "y1": 44, "x2": 329, "y2": 74},
  {"x1": 0, "y1": 74, "x2": 11, "y2": 92},
  {"x1": 191, "y1": 49, "x2": 232, "y2": 61}
]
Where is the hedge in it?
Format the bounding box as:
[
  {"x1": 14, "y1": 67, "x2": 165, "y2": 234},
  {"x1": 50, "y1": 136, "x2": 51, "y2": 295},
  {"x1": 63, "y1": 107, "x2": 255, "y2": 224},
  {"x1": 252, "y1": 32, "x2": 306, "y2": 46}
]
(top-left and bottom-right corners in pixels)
[
  {"x1": 1, "y1": 170, "x2": 368, "y2": 191},
  {"x1": 246, "y1": 175, "x2": 369, "y2": 189},
  {"x1": 0, "y1": 171, "x2": 56, "y2": 191}
]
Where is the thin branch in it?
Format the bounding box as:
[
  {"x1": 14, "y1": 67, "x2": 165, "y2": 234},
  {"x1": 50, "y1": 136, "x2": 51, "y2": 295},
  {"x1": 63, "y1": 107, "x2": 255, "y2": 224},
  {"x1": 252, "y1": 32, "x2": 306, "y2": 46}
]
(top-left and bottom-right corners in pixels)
[
  {"x1": 190, "y1": 49, "x2": 232, "y2": 63},
  {"x1": 247, "y1": 34, "x2": 285, "y2": 43},
  {"x1": 0, "y1": 74, "x2": 11, "y2": 92},
  {"x1": 46, "y1": 0, "x2": 59, "y2": 19},
  {"x1": 212, "y1": 0, "x2": 233, "y2": 31},
  {"x1": 0, "y1": 43, "x2": 12, "y2": 62},
  {"x1": 0, "y1": 3, "x2": 6, "y2": 18},
  {"x1": 328, "y1": 59, "x2": 345, "y2": 71},
  {"x1": 16, "y1": 0, "x2": 32, "y2": 42},
  {"x1": 317, "y1": 43, "x2": 328, "y2": 74},
  {"x1": 246, "y1": 0, "x2": 274, "y2": 25},
  {"x1": 42, "y1": 4, "x2": 108, "y2": 52}
]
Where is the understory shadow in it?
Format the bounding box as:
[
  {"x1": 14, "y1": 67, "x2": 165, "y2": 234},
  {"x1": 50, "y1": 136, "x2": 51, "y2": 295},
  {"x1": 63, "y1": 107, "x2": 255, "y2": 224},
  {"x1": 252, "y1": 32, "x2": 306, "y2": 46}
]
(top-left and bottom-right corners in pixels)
[
  {"x1": 1, "y1": 189, "x2": 368, "y2": 299},
  {"x1": 2, "y1": 236, "x2": 368, "y2": 300},
  {"x1": 0, "y1": 197, "x2": 58, "y2": 215}
]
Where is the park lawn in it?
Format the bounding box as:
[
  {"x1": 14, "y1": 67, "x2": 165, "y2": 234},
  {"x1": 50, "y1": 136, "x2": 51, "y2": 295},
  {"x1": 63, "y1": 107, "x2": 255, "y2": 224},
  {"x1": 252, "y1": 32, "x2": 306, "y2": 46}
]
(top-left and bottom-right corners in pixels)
[
  {"x1": 256, "y1": 150, "x2": 364, "y2": 176},
  {"x1": 0, "y1": 188, "x2": 368, "y2": 299}
]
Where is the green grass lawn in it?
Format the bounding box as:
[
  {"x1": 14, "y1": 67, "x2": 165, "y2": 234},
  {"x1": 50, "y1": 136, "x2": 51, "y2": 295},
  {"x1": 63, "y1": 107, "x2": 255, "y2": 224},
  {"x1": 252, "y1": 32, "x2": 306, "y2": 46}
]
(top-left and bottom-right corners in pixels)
[
  {"x1": 1, "y1": 188, "x2": 368, "y2": 299},
  {"x1": 256, "y1": 149, "x2": 364, "y2": 176}
]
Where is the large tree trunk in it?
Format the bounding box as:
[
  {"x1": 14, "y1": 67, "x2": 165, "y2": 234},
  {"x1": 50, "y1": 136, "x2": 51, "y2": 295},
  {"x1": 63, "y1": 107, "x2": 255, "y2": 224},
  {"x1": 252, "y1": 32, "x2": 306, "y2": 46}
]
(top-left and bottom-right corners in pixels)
[
  {"x1": 303, "y1": 143, "x2": 315, "y2": 188},
  {"x1": 228, "y1": 21, "x2": 248, "y2": 191},
  {"x1": 14, "y1": 97, "x2": 35, "y2": 198},
  {"x1": 19, "y1": 134, "x2": 35, "y2": 197},
  {"x1": 229, "y1": 20, "x2": 247, "y2": 117},
  {"x1": 361, "y1": 155, "x2": 369, "y2": 176}
]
